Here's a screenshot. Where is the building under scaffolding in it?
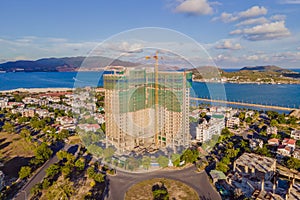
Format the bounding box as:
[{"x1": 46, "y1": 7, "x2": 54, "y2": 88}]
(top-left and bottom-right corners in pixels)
[{"x1": 104, "y1": 66, "x2": 192, "y2": 153}]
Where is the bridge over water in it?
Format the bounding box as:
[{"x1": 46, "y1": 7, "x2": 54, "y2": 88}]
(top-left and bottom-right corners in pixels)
[{"x1": 190, "y1": 97, "x2": 297, "y2": 111}]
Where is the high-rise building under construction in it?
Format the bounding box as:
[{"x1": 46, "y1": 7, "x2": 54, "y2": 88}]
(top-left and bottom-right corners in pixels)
[{"x1": 104, "y1": 66, "x2": 192, "y2": 153}]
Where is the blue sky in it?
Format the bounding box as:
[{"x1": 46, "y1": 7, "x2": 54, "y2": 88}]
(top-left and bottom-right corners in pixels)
[{"x1": 0, "y1": 0, "x2": 300, "y2": 68}]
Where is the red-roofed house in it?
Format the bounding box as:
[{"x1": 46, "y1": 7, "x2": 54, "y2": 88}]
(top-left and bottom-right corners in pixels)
[
  {"x1": 78, "y1": 124, "x2": 100, "y2": 132},
  {"x1": 268, "y1": 138, "x2": 279, "y2": 146},
  {"x1": 277, "y1": 145, "x2": 292, "y2": 157},
  {"x1": 282, "y1": 138, "x2": 296, "y2": 150}
]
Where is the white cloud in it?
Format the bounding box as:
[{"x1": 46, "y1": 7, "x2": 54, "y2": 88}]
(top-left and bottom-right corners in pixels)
[
  {"x1": 215, "y1": 40, "x2": 242, "y2": 50},
  {"x1": 270, "y1": 14, "x2": 286, "y2": 21},
  {"x1": 278, "y1": 0, "x2": 300, "y2": 4},
  {"x1": 230, "y1": 21, "x2": 291, "y2": 41},
  {"x1": 174, "y1": 0, "x2": 213, "y2": 15},
  {"x1": 104, "y1": 41, "x2": 144, "y2": 53},
  {"x1": 216, "y1": 6, "x2": 267, "y2": 23},
  {"x1": 236, "y1": 17, "x2": 269, "y2": 26},
  {"x1": 239, "y1": 6, "x2": 267, "y2": 19}
]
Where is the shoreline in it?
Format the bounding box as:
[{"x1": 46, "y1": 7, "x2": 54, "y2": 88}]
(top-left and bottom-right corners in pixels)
[
  {"x1": 192, "y1": 79, "x2": 300, "y2": 85},
  {"x1": 0, "y1": 87, "x2": 73, "y2": 93}
]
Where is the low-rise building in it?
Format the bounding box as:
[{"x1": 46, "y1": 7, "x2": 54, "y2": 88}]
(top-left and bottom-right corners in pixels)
[
  {"x1": 292, "y1": 148, "x2": 300, "y2": 159},
  {"x1": 233, "y1": 153, "x2": 276, "y2": 181},
  {"x1": 35, "y1": 108, "x2": 49, "y2": 118},
  {"x1": 78, "y1": 123, "x2": 101, "y2": 132},
  {"x1": 22, "y1": 108, "x2": 35, "y2": 117},
  {"x1": 267, "y1": 138, "x2": 279, "y2": 146},
  {"x1": 196, "y1": 115, "x2": 225, "y2": 143},
  {"x1": 249, "y1": 138, "x2": 263, "y2": 150},
  {"x1": 226, "y1": 117, "x2": 240, "y2": 129},
  {"x1": 266, "y1": 126, "x2": 277, "y2": 135},
  {"x1": 0, "y1": 97, "x2": 8, "y2": 108},
  {"x1": 291, "y1": 130, "x2": 300, "y2": 140},
  {"x1": 282, "y1": 138, "x2": 296, "y2": 150},
  {"x1": 277, "y1": 145, "x2": 292, "y2": 157}
]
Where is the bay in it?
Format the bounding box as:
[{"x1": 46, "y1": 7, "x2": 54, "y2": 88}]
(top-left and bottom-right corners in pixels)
[{"x1": 0, "y1": 72, "x2": 300, "y2": 109}]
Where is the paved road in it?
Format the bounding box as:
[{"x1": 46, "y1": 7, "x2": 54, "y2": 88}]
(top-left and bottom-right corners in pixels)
[
  {"x1": 14, "y1": 144, "x2": 72, "y2": 200},
  {"x1": 105, "y1": 165, "x2": 221, "y2": 200}
]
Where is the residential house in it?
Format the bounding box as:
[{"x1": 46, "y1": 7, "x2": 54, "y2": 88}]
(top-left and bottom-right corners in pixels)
[
  {"x1": 277, "y1": 145, "x2": 292, "y2": 157},
  {"x1": 282, "y1": 138, "x2": 296, "y2": 150},
  {"x1": 22, "y1": 97, "x2": 39, "y2": 104},
  {"x1": 226, "y1": 117, "x2": 240, "y2": 129},
  {"x1": 268, "y1": 138, "x2": 279, "y2": 146},
  {"x1": 196, "y1": 115, "x2": 225, "y2": 143},
  {"x1": 266, "y1": 126, "x2": 277, "y2": 135},
  {"x1": 292, "y1": 149, "x2": 300, "y2": 159},
  {"x1": 22, "y1": 108, "x2": 35, "y2": 117},
  {"x1": 0, "y1": 98, "x2": 8, "y2": 108},
  {"x1": 35, "y1": 108, "x2": 49, "y2": 118},
  {"x1": 78, "y1": 124, "x2": 100, "y2": 132},
  {"x1": 291, "y1": 130, "x2": 300, "y2": 140},
  {"x1": 249, "y1": 138, "x2": 263, "y2": 150}
]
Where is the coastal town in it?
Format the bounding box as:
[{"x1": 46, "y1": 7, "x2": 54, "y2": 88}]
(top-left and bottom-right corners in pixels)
[{"x1": 0, "y1": 84, "x2": 299, "y2": 199}]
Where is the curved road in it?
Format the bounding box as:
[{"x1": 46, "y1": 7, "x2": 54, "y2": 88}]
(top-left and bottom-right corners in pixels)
[{"x1": 105, "y1": 165, "x2": 221, "y2": 200}]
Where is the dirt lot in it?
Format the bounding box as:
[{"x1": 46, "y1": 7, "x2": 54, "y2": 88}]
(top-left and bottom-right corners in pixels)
[
  {"x1": 0, "y1": 132, "x2": 35, "y2": 179},
  {"x1": 125, "y1": 178, "x2": 199, "y2": 200}
]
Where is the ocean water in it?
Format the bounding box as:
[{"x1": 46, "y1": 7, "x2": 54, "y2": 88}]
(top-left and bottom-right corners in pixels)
[{"x1": 0, "y1": 72, "x2": 300, "y2": 108}]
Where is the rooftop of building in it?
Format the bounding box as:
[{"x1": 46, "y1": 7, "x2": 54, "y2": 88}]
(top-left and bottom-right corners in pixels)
[
  {"x1": 282, "y1": 138, "x2": 296, "y2": 145},
  {"x1": 235, "y1": 153, "x2": 276, "y2": 173}
]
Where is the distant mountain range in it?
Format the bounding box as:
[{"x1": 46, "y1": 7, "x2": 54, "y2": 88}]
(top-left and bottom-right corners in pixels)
[{"x1": 0, "y1": 56, "x2": 138, "y2": 72}]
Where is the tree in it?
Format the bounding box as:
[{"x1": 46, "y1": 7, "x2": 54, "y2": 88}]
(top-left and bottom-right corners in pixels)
[
  {"x1": 245, "y1": 117, "x2": 252, "y2": 124},
  {"x1": 171, "y1": 153, "x2": 181, "y2": 167},
  {"x1": 255, "y1": 145, "x2": 271, "y2": 157},
  {"x1": 20, "y1": 128, "x2": 31, "y2": 138},
  {"x1": 142, "y1": 156, "x2": 151, "y2": 170},
  {"x1": 286, "y1": 157, "x2": 300, "y2": 170},
  {"x1": 46, "y1": 164, "x2": 60, "y2": 178},
  {"x1": 87, "y1": 144, "x2": 103, "y2": 157},
  {"x1": 181, "y1": 149, "x2": 199, "y2": 164},
  {"x1": 157, "y1": 156, "x2": 169, "y2": 168},
  {"x1": 270, "y1": 119, "x2": 278, "y2": 127},
  {"x1": 152, "y1": 183, "x2": 169, "y2": 200},
  {"x1": 2, "y1": 122, "x2": 15, "y2": 133},
  {"x1": 19, "y1": 166, "x2": 31, "y2": 179},
  {"x1": 61, "y1": 165, "x2": 72, "y2": 178},
  {"x1": 34, "y1": 142, "x2": 53, "y2": 164},
  {"x1": 103, "y1": 147, "x2": 115, "y2": 161},
  {"x1": 240, "y1": 140, "x2": 248, "y2": 149},
  {"x1": 18, "y1": 116, "x2": 29, "y2": 123},
  {"x1": 45, "y1": 179, "x2": 74, "y2": 200},
  {"x1": 238, "y1": 112, "x2": 245, "y2": 121},
  {"x1": 216, "y1": 162, "x2": 229, "y2": 173},
  {"x1": 126, "y1": 157, "x2": 140, "y2": 171},
  {"x1": 75, "y1": 157, "x2": 85, "y2": 171},
  {"x1": 30, "y1": 184, "x2": 41, "y2": 196},
  {"x1": 58, "y1": 129, "x2": 70, "y2": 140}
]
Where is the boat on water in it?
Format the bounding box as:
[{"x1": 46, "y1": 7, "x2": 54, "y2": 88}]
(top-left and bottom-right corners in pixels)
[{"x1": 0, "y1": 71, "x2": 6, "y2": 73}]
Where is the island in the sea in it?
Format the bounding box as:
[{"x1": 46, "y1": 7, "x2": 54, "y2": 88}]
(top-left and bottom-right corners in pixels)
[{"x1": 189, "y1": 65, "x2": 300, "y2": 84}]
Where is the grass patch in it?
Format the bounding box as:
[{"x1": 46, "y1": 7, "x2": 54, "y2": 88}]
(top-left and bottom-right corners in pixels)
[{"x1": 125, "y1": 178, "x2": 199, "y2": 200}]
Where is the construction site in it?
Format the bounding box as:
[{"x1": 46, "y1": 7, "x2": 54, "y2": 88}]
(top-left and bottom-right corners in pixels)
[{"x1": 103, "y1": 64, "x2": 192, "y2": 154}]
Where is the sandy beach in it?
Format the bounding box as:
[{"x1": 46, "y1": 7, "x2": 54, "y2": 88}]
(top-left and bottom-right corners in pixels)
[{"x1": 0, "y1": 87, "x2": 73, "y2": 93}]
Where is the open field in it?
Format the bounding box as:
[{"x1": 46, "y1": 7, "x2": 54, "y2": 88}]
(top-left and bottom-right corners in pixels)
[
  {"x1": 125, "y1": 178, "x2": 199, "y2": 200},
  {"x1": 0, "y1": 132, "x2": 35, "y2": 178}
]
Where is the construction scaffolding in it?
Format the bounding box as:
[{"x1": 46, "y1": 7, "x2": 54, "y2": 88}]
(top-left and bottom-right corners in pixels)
[{"x1": 104, "y1": 66, "x2": 192, "y2": 153}]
